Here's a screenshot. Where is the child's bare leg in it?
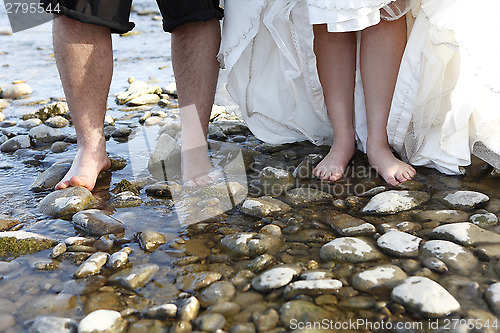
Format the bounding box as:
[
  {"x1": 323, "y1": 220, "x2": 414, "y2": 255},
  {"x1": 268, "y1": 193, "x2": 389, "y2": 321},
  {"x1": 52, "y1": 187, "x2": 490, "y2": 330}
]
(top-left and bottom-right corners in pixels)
[
  {"x1": 360, "y1": 17, "x2": 416, "y2": 186},
  {"x1": 312, "y1": 25, "x2": 357, "y2": 181}
]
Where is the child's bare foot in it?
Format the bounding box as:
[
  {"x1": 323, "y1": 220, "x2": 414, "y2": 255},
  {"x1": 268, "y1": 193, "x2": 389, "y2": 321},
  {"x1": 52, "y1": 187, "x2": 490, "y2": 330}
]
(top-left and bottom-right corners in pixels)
[
  {"x1": 313, "y1": 138, "x2": 356, "y2": 181},
  {"x1": 367, "y1": 143, "x2": 416, "y2": 186},
  {"x1": 55, "y1": 147, "x2": 110, "y2": 191}
]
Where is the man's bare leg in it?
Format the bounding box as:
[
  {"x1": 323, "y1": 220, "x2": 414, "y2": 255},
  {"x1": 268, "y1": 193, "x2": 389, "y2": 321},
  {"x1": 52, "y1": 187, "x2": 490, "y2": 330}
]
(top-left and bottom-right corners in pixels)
[
  {"x1": 361, "y1": 18, "x2": 416, "y2": 186},
  {"x1": 312, "y1": 24, "x2": 357, "y2": 181},
  {"x1": 171, "y1": 19, "x2": 221, "y2": 186},
  {"x1": 53, "y1": 15, "x2": 112, "y2": 191}
]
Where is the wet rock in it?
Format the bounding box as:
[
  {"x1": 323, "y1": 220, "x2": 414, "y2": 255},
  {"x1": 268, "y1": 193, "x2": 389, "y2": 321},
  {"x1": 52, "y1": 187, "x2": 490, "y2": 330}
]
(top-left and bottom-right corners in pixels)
[
  {"x1": 474, "y1": 244, "x2": 500, "y2": 261},
  {"x1": 231, "y1": 323, "x2": 256, "y2": 333},
  {"x1": 193, "y1": 313, "x2": 226, "y2": 333},
  {"x1": 247, "y1": 253, "x2": 274, "y2": 271},
  {"x1": 109, "y1": 264, "x2": 159, "y2": 289},
  {"x1": 111, "y1": 127, "x2": 133, "y2": 138},
  {"x1": 19, "y1": 118, "x2": 43, "y2": 129},
  {"x1": 116, "y1": 82, "x2": 161, "y2": 105},
  {"x1": 284, "y1": 279, "x2": 342, "y2": 299},
  {"x1": 109, "y1": 154, "x2": 127, "y2": 171},
  {"x1": 0, "y1": 134, "x2": 6, "y2": 145},
  {"x1": 0, "y1": 113, "x2": 4, "y2": 123},
  {"x1": 45, "y1": 116, "x2": 69, "y2": 128},
  {"x1": 106, "y1": 247, "x2": 131, "y2": 269},
  {"x1": 252, "y1": 308, "x2": 279, "y2": 332},
  {"x1": 328, "y1": 214, "x2": 376, "y2": 237},
  {"x1": 141, "y1": 303, "x2": 177, "y2": 320},
  {"x1": 34, "y1": 259, "x2": 60, "y2": 270},
  {"x1": 422, "y1": 257, "x2": 449, "y2": 273},
  {"x1": 59, "y1": 252, "x2": 92, "y2": 265},
  {"x1": 178, "y1": 296, "x2": 200, "y2": 321},
  {"x1": 231, "y1": 270, "x2": 255, "y2": 292},
  {"x1": 212, "y1": 119, "x2": 249, "y2": 135},
  {"x1": 127, "y1": 93, "x2": 160, "y2": 106},
  {"x1": 0, "y1": 134, "x2": 31, "y2": 152},
  {"x1": 320, "y1": 237, "x2": 384, "y2": 262},
  {"x1": 420, "y1": 240, "x2": 478, "y2": 274},
  {"x1": 111, "y1": 179, "x2": 140, "y2": 195},
  {"x1": 175, "y1": 271, "x2": 222, "y2": 292},
  {"x1": 29, "y1": 124, "x2": 66, "y2": 143},
  {"x1": 65, "y1": 236, "x2": 95, "y2": 246},
  {"x1": 136, "y1": 230, "x2": 166, "y2": 252},
  {"x1": 251, "y1": 265, "x2": 301, "y2": 292},
  {"x1": 147, "y1": 134, "x2": 181, "y2": 179},
  {"x1": 144, "y1": 116, "x2": 163, "y2": 126},
  {"x1": 207, "y1": 301, "x2": 241, "y2": 316},
  {"x1": 50, "y1": 141, "x2": 71, "y2": 153},
  {"x1": 352, "y1": 265, "x2": 407, "y2": 292},
  {"x1": 413, "y1": 209, "x2": 470, "y2": 223},
  {"x1": 362, "y1": 190, "x2": 430, "y2": 215},
  {"x1": 199, "y1": 281, "x2": 236, "y2": 307},
  {"x1": 104, "y1": 115, "x2": 115, "y2": 127},
  {"x1": 78, "y1": 310, "x2": 127, "y2": 333},
  {"x1": 240, "y1": 197, "x2": 291, "y2": 218},
  {"x1": 376, "y1": 229, "x2": 422, "y2": 257},
  {"x1": 292, "y1": 154, "x2": 323, "y2": 179},
  {"x1": 30, "y1": 161, "x2": 71, "y2": 192},
  {"x1": 470, "y1": 212, "x2": 498, "y2": 227},
  {"x1": 31, "y1": 101, "x2": 69, "y2": 121},
  {"x1": 0, "y1": 214, "x2": 20, "y2": 231},
  {"x1": 338, "y1": 296, "x2": 376, "y2": 310},
  {"x1": 107, "y1": 191, "x2": 142, "y2": 208},
  {"x1": 391, "y1": 276, "x2": 460, "y2": 318},
  {"x1": 484, "y1": 283, "x2": 500, "y2": 315},
  {"x1": 72, "y1": 209, "x2": 124, "y2": 236},
  {"x1": 50, "y1": 242, "x2": 67, "y2": 258},
  {"x1": 279, "y1": 300, "x2": 333, "y2": 329},
  {"x1": 0, "y1": 119, "x2": 16, "y2": 127},
  {"x1": 29, "y1": 316, "x2": 78, "y2": 333},
  {"x1": 221, "y1": 232, "x2": 281, "y2": 256},
  {"x1": 39, "y1": 187, "x2": 96, "y2": 217},
  {"x1": 144, "y1": 181, "x2": 181, "y2": 198},
  {"x1": 0, "y1": 231, "x2": 56, "y2": 257},
  {"x1": 282, "y1": 187, "x2": 333, "y2": 206},
  {"x1": 169, "y1": 321, "x2": 192, "y2": 333},
  {"x1": 0, "y1": 99, "x2": 9, "y2": 109},
  {"x1": 0, "y1": 83, "x2": 33, "y2": 98},
  {"x1": 430, "y1": 222, "x2": 500, "y2": 246},
  {"x1": 127, "y1": 319, "x2": 168, "y2": 332},
  {"x1": 259, "y1": 167, "x2": 295, "y2": 195},
  {"x1": 435, "y1": 190, "x2": 489, "y2": 210},
  {"x1": 74, "y1": 252, "x2": 109, "y2": 278}
]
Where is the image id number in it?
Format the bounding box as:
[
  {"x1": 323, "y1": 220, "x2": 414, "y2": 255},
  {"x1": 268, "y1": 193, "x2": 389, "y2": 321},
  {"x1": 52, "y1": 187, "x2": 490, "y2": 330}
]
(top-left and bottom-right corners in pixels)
[{"x1": 5, "y1": 2, "x2": 60, "y2": 14}]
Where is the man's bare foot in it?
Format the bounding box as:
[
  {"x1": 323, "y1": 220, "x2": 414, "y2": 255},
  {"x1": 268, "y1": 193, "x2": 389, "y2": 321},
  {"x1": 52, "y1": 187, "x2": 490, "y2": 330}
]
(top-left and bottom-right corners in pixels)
[
  {"x1": 367, "y1": 143, "x2": 416, "y2": 186},
  {"x1": 313, "y1": 139, "x2": 356, "y2": 181},
  {"x1": 55, "y1": 148, "x2": 111, "y2": 191},
  {"x1": 181, "y1": 145, "x2": 223, "y2": 188}
]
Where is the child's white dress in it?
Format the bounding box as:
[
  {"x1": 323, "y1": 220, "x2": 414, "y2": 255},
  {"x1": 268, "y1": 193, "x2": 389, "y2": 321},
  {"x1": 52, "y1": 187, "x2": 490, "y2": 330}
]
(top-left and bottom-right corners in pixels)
[{"x1": 218, "y1": 0, "x2": 500, "y2": 174}]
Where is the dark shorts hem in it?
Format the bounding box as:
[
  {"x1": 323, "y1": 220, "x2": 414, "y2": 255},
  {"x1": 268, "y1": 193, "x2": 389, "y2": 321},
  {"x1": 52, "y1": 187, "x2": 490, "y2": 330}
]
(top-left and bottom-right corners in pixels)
[
  {"x1": 163, "y1": 8, "x2": 224, "y2": 32},
  {"x1": 58, "y1": 7, "x2": 135, "y2": 34}
]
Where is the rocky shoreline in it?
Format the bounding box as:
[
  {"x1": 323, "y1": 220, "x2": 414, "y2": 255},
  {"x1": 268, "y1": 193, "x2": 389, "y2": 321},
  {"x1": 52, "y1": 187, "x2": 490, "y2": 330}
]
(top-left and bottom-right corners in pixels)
[{"x1": 1, "y1": 80, "x2": 500, "y2": 332}]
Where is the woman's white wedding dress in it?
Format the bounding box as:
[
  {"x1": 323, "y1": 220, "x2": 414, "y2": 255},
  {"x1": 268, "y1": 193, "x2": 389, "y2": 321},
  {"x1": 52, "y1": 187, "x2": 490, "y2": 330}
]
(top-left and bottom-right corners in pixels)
[{"x1": 218, "y1": 0, "x2": 500, "y2": 175}]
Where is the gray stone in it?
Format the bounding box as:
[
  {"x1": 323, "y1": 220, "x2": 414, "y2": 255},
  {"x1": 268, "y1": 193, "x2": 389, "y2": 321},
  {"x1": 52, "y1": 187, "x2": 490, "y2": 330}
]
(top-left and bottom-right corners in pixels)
[
  {"x1": 292, "y1": 154, "x2": 323, "y2": 179},
  {"x1": 0, "y1": 119, "x2": 16, "y2": 127},
  {"x1": 391, "y1": 276, "x2": 460, "y2": 318},
  {"x1": 78, "y1": 310, "x2": 127, "y2": 333},
  {"x1": 141, "y1": 303, "x2": 177, "y2": 320},
  {"x1": 109, "y1": 264, "x2": 159, "y2": 289},
  {"x1": 282, "y1": 187, "x2": 333, "y2": 206},
  {"x1": 0, "y1": 134, "x2": 31, "y2": 152},
  {"x1": 430, "y1": 222, "x2": 500, "y2": 246},
  {"x1": 175, "y1": 271, "x2": 221, "y2": 292},
  {"x1": 376, "y1": 229, "x2": 422, "y2": 257},
  {"x1": 422, "y1": 257, "x2": 449, "y2": 273},
  {"x1": 435, "y1": 190, "x2": 489, "y2": 210},
  {"x1": 328, "y1": 214, "x2": 376, "y2": 237},
  {"x1": 0, "y1": 231, "x2": 56, "y2": 257},
  {"x1": 420, "y1": 240, "x2": 478, "y2": 274},
  {"x1": 50, "y1": 141, "x2": 71, "y2": 153},
  {"x1": 111, "y1": 127, "x2": 133, "y2": 138},
  {"x1": 252, "y1": 308, "x2": 279, "y2": 332},
  {"x1": 147, "y1": 134, "x2": 181, "y2": 180},
  {"x1": 107, "y1": 191, "x2": 142, "y2": 208},
  {"x1": 362, "y1": 190, "x2": 430, "y2": 214},
  {"x1": 72, "y1": 209, "x2": 124, "y2": 236},
  {"x1": 0, "y1": 83, "x2": 32, "y2": 98},
  {"x1": 127, "y1": 93, "x2": 160, "y2": 106},
  {"x1": 320, "y1": 237, "x2": 384, "y2": 262},
  {"x1": 251, "y1": 266, "x2": 301, "y2": 292},
  {"x1": 178, "y1": 296, "x2": 200, "y2": 321},
  {"x1": 45, "y1": 116, "x2": 69, "y2": 128},
  {"x1": 259, "y1": 166, "x2": 295, "y2": 195},
  {"x1": 221, "y1": 232, "x2": 281, "y2": 256},
  {"x1": 19, "y1": 118, "x2": 42, "y2": 129},
  {"x1": 207, "y1": 302, "x2": 241, "y2": 316},
  {"x1": 199, "y1": 281, "x2": 236, "y2": 307},
  {"x1": 474, "y1": 245, "x2": 500, "y2": 261},
  {"x1": 193, "y1": 313, "x2": 226, "y2": 333},
  {"x1": 74, "y1": 252, "x2": 109, "y2": 278},
  {"x1": 116, "y1": 82, "x2": 161, "y2": 105},
  {"x1": 30, "y1": 162, "x2": 71, "y2": 192},
  {"x1": 106, "y1": 247, "x2": 131, "y2": 269},
  {"x1": 470, "y1": 212, "x2": 498, "y2": 227},
  {"x1": 279, "y1": 300, "x2": 333, "y2": 329},
  {"x1": 39, "y1": 187, "x2": 96, "y2": 217},
  {"x1": 413, "y1": 209, "x2": 470, "y2": 223},
  {"x1": 231, "y1": 323, "x2": 256, "y2": 333},
  {"x1": 240, "y1": 197, "x2": 291, "y2": 218},
  {"x1": 284, "y1": 279, "x2": 342, "y2": 299},
  {"x1": 135, "y1": 230, "x2": 165, "y2": 252},
  {"x1": 23, "y1": 294, "x2": 76, "y2": 318},
  {"x1": 352, "y1": 265, "x2": 407, "y2": 292},
  {"x1": 144, "y1": 182, "x2": 181, "y2": 198},
  {"x1": 484, "y1": 283, "x2": 500, "y2": 315},
  {"x1": 30, "y1": 316, "x2": 78, "y2": 333},
  {"x1": 247, "y1": 253, "x2": 274, "y2": 271},
  {"x1": 29, "y1": 124, "x2": 66, "y2": 143},
  {"x1": 50, "y1": 242, "x2": 67, "y2": 259}
]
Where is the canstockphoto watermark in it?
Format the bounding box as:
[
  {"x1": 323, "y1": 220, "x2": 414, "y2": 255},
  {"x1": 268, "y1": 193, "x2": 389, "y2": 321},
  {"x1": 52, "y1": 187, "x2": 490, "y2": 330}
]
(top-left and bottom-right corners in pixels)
[{"x1": 3, "y1": 0, "x2": 60, "y2": 33}]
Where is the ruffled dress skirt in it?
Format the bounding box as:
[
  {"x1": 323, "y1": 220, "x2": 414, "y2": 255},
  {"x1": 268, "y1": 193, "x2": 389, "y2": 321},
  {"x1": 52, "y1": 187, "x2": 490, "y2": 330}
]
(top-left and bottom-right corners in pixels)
[{"x1": 218, "y1": 0, "x2": 500, "y2": 174}]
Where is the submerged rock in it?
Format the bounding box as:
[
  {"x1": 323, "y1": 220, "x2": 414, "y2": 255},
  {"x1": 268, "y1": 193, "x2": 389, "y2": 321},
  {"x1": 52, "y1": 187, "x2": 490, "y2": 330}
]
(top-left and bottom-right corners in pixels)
[
  {"x1": 320, "y1": 237, "x2": 384, "y2": 262},
  {"x1": 362, "y1": 190, "x2": 430, "y2": 214},
  {"x1": 199, "y1": 281, "x2": 236, "y2": 307},
  {"x1": 29, "y1": 124, "x2": 66, "y2": 143},
  {"x1": 391, "y1": 276, "x2": 460, "y2": 318},
  {"x1": 30, "y1": 161, "x2": 71, "y2": 192},
  {"x1": 470, "y1": 212, "x2": 498, "y2": 227},
  {"x1": 284, "y1": 279, "x2": 342, "y2": 299},
  {"x1": 109, "y1": 264, "x2": 159, "y2": 289},
  {"x1": 484, "y1": 283, "x2": 500, "y2": 315},
  {"x1": 251, "y1": 266, "x2": 301, "y2": 292},
  {"x1": 259, "y1": 166, "x2": 295, "y2": 195},
  {"x1": 74, "y1": 252, "x2": 109, "y2": 278},
  {"x1": 328, "y1": 214, "x2": 376, "y2": 237},
  {"x1": 107, "y1": 191, "x2": 142, "y2": 208},
  {"x1": 280, "y1": 300, "x2": 333, "y2": 329},
  {"x1": 30, "y1": 315, "x2": 78, "y2": 333},
  {"x1": 193, "y1": 313, "x2": 226, "y2": 333},
  {"x1": 72, "y1": 209, "x2": 124, "y2": 236},
  {"x1": 282, "y1": 187, "x2": 333, "y2": 206},
  {"x1": 0, "y1": 231, "x2": 56, "y2": 257},
  {"x1": 39, "y1": 187, "x2": 96, "y2": 217},
  {"x1": 413, "y1": 209, "x2": 470, "y2": 223},
  {"x1": 240, "y1": 197, "x2": 291, "y2": 218},
  {"x1": 135, "y1": 230, "x2": 166, "y2": 252},
  {"x1": 221, "y1": 232, "x2": 281, "y2": 256},
  {"x1": 106, "y1": 247, "x2": 131, "y2": 269},
  {"x1": 0, "y1": 134, "x2": 31, "y2": 152},
  {"x1": 78, "y1": 310, "x2": 127, "y2": 333},
  {"x1": 435, "y1": 190, "x2": 489, "y2": 210}
]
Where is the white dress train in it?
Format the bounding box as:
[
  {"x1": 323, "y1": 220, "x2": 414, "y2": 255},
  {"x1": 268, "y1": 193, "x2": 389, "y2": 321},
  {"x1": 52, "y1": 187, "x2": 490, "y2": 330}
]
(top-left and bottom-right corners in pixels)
[{"x1": 218, "y1": 0, "x2": 500, "y2": 174}]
